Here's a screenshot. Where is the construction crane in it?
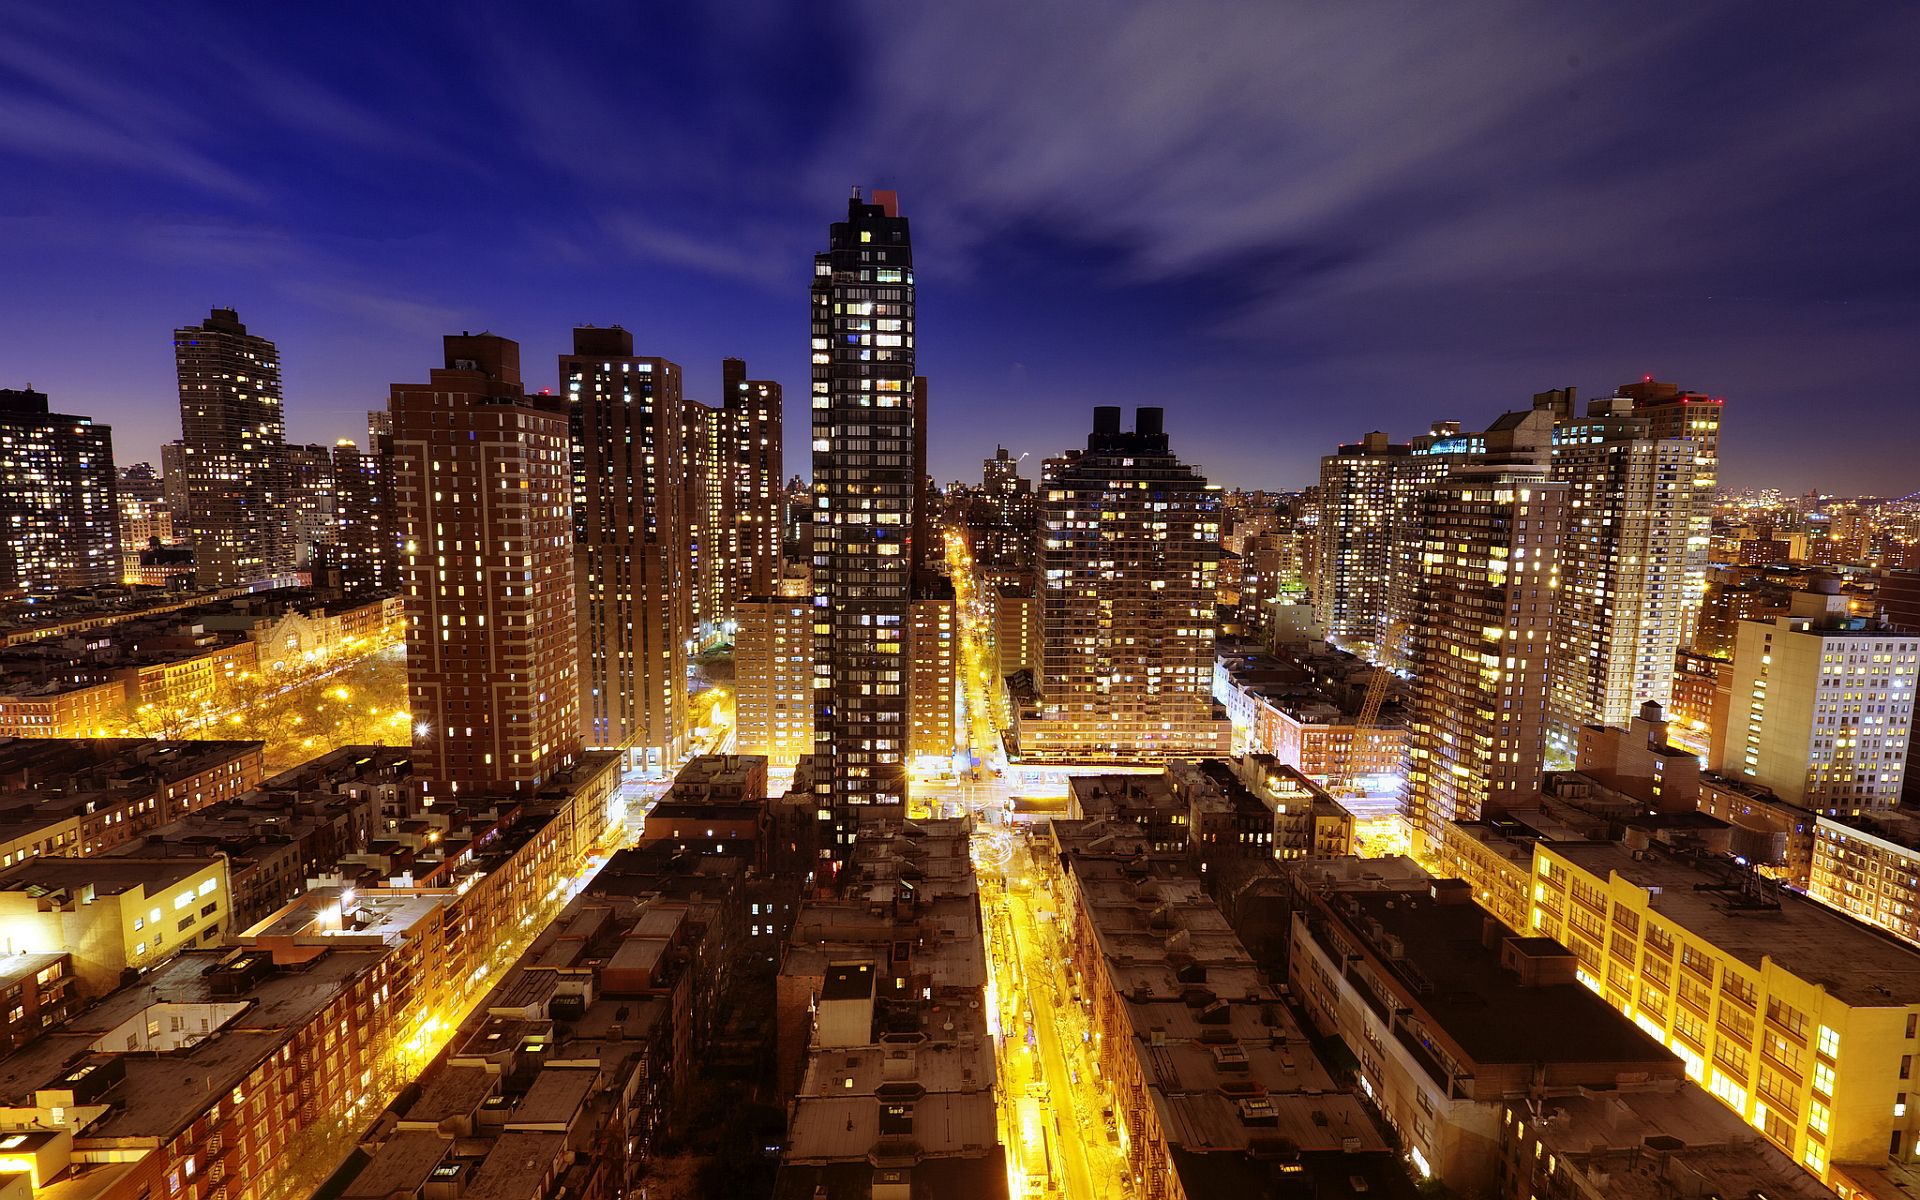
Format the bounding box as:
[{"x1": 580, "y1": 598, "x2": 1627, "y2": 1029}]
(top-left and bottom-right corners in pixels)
[{"x1": 1336, "y1": 619, "x2": 1405, "y2": 796}]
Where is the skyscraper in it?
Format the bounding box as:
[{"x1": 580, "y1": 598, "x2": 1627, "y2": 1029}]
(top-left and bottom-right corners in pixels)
[
  {"x1": 0, "y1": 387, "x2": 119, "y2": 591},
  {"x1": 1022, "y1": 406, "x2": 1230, "y2": 762},
  {"x1": 328, "y1": 412, "x2": 398, "y2": 596},
  {"x1": 1405, "y1": 467, "x2": 1567, "y2": 852},
  {"x1": 683, "y1": 396, "x2": 730, "y2": 634},
  {"x1": 811, "y1": 189, "x2": 919, "y2": 846},
  {"x1": 725, "y1": 358, "x2": 784, "y2": 604},
  {"x1": 1547, "y1": 396, "x2": 1696, "y2": 744},
  {"x1": 285, "y1": 442, "x2": 337, "y2": 570},
  {"x1": 1617, "y1": 378, "x2": 1724, "y2": 632},
  {"x1": 174, "y1": 307, "x2": 291, "y2": 588},
  {"x1": 564, "y1": 326, "x2": 692, "y2": 771},
  {"x1": 391, "y1": 333, "x2": 578, "y2": 799}
]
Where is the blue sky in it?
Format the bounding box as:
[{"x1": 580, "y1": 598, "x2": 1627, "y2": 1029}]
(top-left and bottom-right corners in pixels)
[{"x1": 4, "y1": 2, "x2": 1917, "y2": 493}]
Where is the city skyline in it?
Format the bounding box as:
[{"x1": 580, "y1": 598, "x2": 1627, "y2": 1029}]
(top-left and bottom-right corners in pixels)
[
  {"x1": 5, "y1": 4, "x2": 1919, "y2": 495},
  {"x1": 2, "y1": 9, "x2": 1919, "y2": 1200}
]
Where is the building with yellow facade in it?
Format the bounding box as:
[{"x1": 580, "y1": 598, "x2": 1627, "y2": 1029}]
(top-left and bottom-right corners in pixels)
[
  {"x1": 0, "y1": 856, "x2": 231, "y2": 995},
  {"x1": 1445, "y1": 827, "x2": 1920, "y2": 1192}
]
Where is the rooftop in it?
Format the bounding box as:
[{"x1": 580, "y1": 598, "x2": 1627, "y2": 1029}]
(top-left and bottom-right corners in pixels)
[
  {"x1": 0, "y1": 854, "x2": 217, "y2": 899},
  {"x1": 0, "y1": 947, "x2": 377, "y2": 1140},
  {"x1": 1321, "y1": 889, "x2": 1676, "y2": 1068},
  {"x1": 1548, "y1": 841, "x2": 1920, "y2": 1007}
]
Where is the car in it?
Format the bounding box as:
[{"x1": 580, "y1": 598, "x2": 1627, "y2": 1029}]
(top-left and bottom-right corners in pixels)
[{"x1": 1347, "y1": 1175, "x2": 1370, "y2": 1194}]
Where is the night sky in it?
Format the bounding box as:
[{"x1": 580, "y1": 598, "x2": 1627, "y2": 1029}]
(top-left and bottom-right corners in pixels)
[{"x1": 5, "y1": 3, "x2": 1917, "y2": 494}]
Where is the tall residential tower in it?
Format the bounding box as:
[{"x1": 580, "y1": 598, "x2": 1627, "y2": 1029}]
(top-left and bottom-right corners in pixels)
[
  {"x1": 391, "y1": 334, "x2": 579, "y2": 799},
  {"x1": 564, "y1": 327, "x2": 692, "y2": 771},
  {"x1": 1022, "y1": 406, "x2": 1230, "y2": 762},
  {"x1": 0, "y1": 388, "x2": 120, "y2": 591},
  {"x1": 174, "y1": 308, "x2": 291, "y2": 588},
  {"x1": 811, "y1": 189, "x2": 919, "y2": 852}
]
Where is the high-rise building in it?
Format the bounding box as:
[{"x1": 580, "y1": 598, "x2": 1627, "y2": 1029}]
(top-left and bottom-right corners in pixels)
[
  {"x1": 967, "y1": 445, "x2": 1038, "y2": 575},
  {"x1": 1714, "y1": 581, "x2": 1917, "y2": 813},
  {"x1": 811, "y1": 189, "x2": 919, "y2": 844},
  {"x1": 391, "y1": 333, "x2": 578, "y2": 799},
  {"x1": 1617, "y1": 377, "x2": 1724, "y2": 631},
  {"x1": 682, "y1": 396, "x2": 730, "y2": 634},
  {"x1": 1405, "y1": 467, "x2": 1567, "y2": 851},
  {"x1": 285, "y1": 441, "x2": 337, "y2": 570},
  {"x1": 908, "y1": 576, "x2": 959, "y2": 767},
  {"x1": 724, "y1": 358, "x2": 783, "y2": 605},
  {"x1": 735, "y1": 593, "x2": 816, "y2": 767},
  {"x1": 1312, "y1": 430, "x2": 1417, "y2": 652},
  {"x1": 1547, "y1": 396, "x2": 1696, "y2": 744},
  {"x1": 117, "y1": 461, "x2": 162, "y2": 503},
  {"x1": 173, "y1": 307, "x2": 291, "y2": 587},
  {"x1": 327, "y1": 411, "x2": 398, "y2": 596},
  {"x1": 0, "y1": 387, "x2": 120, "y2": 592},
  {"x1": 159, "y1": 439, "x2": 190, "y2": 525},
  {"x1": 1022, "y1": 406, "x2": 1230, "y2": 762},
  {"x1": 564, "y1": 326, "x2": 691, "y2": 771}
]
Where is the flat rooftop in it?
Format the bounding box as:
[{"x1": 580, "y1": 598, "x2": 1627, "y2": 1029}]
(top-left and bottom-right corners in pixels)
[
  {"x1": 785, "y1": 1092, "x2": 998, "y2": 1160},
  {"x1": 1549, "y1": 841, "x2": 1920, "y2": 1007},
  {"x1": 508, "y1": 1064, "x2": 597, "y2": 1127},
  {"x1": 0, "y1": 854, "x2": 216, "y2": 897},
  {"x1": 1326, "y1": 890, "x2": 1675, "y2": 1067},
  {"x1": 0, "y1": 950, "x2": 66, "y2": 990},
  {"x1": 340, "y1": 1129, "x2": 451, "y2": 1199},
  {"x1": 0, "y1": 947, "x2": 377, "y2": 1140}
]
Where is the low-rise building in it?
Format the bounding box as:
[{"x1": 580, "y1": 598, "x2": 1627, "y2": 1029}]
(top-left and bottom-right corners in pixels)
[
  {"x1": 0, "y1": 587, "x2": 399, "y2": 739},
  {"x1": 774, "y1": 815, "x2": 1005, "y2": 1198},
  {"x1": 1290, "y1": 870, "x2": 1681, "y2": 1193},
  {"x1": 1811, "y1": 809, "x2": 1920, "y2": 948},
  {"x1": 0, "y1": 943, "x2": 404, "y2": 1200},
  {"x1": 1574, "y1": 702, "x2": 1701, "y2": 811},
  {"x1": 1503, "y1": 1083, "x2": 1833, "y2": 1200},
  {"x1": 102, "y1": 745, "x2": 403, "y2": 931},
  {"x1": 1526, "y1": 838, "x2": 1920, "y2": 1188},
  {"x1": 1213, "y1": 644, "x2": 1408, "y2": 792},
  {"x1": 639, "y1": 754, "x2": 772, "y2": 869},
  {"x1": 238, "y1": 751, "x2": 622, "y2": 1040},
  {"x1": 1060, "y1": 835, "x2": 1399, "y2": 1197},
  {"x1": 0, "y1": 738, "x2": 264, "y2": 867},
  {"x1": 334, "y1": 890, "x2": 729, "y2": 1199},
  {"x1": 0, "y1": 952, "x2": 74, "y2": 1053},
  {"x1": 0, "y1": 856, "x2": 230, "y2": 994}
]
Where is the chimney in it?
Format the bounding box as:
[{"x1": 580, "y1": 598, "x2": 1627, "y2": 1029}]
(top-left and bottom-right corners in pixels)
[
  {"x1": 1092, "y1": 406, "x2": 1122, "y2": 437},
  {"x1": 1135, "y1": 407, "x2": 1164, "y2": 439}
]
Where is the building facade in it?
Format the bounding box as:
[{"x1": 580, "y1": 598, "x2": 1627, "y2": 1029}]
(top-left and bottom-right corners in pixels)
[
  {"x1": 0, "y1": 388, "x2": 120, "y2": 593},
  {"x1": 1715, "y1": 584, "x2": 1918, "y2": 813},
  {"x1": 811, "y1": 189, "x2": 919, "y2": 847},
  {"x1": 1547, "y1": 400, "x2": 1696, "y2": 743},
  {"x1": 1024, "y1": 406, "x2": 1229, "y2": 762},
  {"x1": 1405, "y1": 469, "x2": 1566, "y2": 851},
  {"x1": 174, "y1": 308, "x2": 291, "y2": 588},
  {"x1": 724, "y1": 358, "x2": 784, "y2": 606},
  {"x1": 564, "y1": 327, "x2": 692, "y2": 771},
  {"x1": 734, "y1": 595, "x2": 816, "y2": 767},
  {"x1": 1618, "y1": 378, "x2": 1724, "y2": 636},
  {"x1": 392, "y1": 333, "x2": 580, "y2": 798},
  {"x1": 328, "y1": 412, "x2": 399, "y2": 596}
]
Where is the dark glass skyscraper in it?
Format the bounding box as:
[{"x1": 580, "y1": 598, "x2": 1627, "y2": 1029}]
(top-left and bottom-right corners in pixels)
[{"x1": 811, "y1": 189, "x2": 918, "y2": 853}]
